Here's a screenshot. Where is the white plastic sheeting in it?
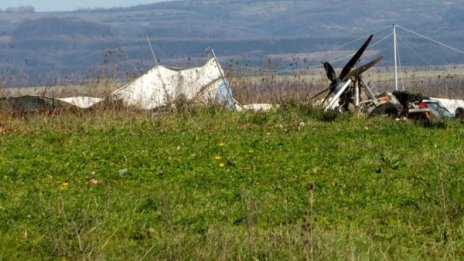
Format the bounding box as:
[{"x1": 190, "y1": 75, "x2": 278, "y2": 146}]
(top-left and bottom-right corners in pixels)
[
  {"x1": 239, "y1": 103, "x2": 278, "y2": 112},
  {"x1": 58, "y1": 96, "x2": 104, "y2": 109},
  {"x1": 110, "y1": 58, "x2": 237, "y2": 110},
  {"x1": 431, "y1": 98, "x2": 464, "y2": 114},
  {"x1": 3, "y1": 58, "x2": 247, "y2": 111}
]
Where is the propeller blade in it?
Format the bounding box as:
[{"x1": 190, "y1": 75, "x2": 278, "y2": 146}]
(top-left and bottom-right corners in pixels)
[
  {"x1": 322, "y1": 62, "x2": 337, "y2": 82},
  {"x1": 308, "y1": 87, "x2": 330, "y2": 100},
  {"x1": 342, "y1": 56, "x2": 383, "y2": 81},
  {"x1": 339, "y1": 34, "x2": 373, "y2": 80}
]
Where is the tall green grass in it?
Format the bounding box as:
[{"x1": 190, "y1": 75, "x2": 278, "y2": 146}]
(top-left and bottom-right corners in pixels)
[{"x1": 0, "y1": 106, "x2": 463, "y2": 259}]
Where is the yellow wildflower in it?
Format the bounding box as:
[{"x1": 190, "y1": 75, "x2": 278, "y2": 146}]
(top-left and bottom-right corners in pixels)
[
  {"x1": 219, "y1": 163, "x2": 225, "y2": 168},
  {"x1": 219, "y1": 142, "x2": 225, "y2": 147},
  {"x1": 60, "y1": 181, "x2": 69, "y2": 190},
  {"x1": 215, "y1": 155, "x2": 222, "y2": 160}
]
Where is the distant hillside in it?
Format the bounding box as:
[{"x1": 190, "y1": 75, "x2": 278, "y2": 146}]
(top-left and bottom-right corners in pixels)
[
  {"x1": 0, "y1": 0, "x2": 463, "y2": 86},
  {"x1": 13, "y1": 17, "x2": 118, "y2": 38}
]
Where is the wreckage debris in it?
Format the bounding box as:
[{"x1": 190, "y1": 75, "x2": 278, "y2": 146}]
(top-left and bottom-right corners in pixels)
[
  {"x1": 1, "y1": 39, "x2": 463, "y2": 119},
  {"x1": 0, "y1": 56, "x2": 241, "y2": 113},
  {"x1": 312, "y1": 34, "x2": 464, "y2": 120},
  {"x1": 0, "y1": 95, "x2": 73, "y2": 113}
]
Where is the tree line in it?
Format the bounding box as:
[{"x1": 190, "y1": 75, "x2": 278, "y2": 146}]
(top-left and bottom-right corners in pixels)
[{"x1": 0, "y1": 6, "x2": 35, "y2": 13}]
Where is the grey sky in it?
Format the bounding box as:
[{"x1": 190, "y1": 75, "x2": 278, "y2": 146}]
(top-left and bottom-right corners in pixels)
[{"x1": 0, "y1": 0, "x2": 169, "y2": 12}]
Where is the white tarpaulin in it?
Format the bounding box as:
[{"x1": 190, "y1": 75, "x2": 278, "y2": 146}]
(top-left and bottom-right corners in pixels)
[
  {"x1": 58, "y1": 96, "x2": 104, "y2": 109},
  {"x1": 110, "y1": 58, "x2": 237, "y2": 110},
  {"x1": 2, "y1": 56, "x2": 248, "y2": 112}
]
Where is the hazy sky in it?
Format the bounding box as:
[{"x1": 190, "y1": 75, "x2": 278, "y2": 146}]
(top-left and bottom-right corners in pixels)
[{"x1": 0, "y1": 0, "x2": 169, "y2": 12}]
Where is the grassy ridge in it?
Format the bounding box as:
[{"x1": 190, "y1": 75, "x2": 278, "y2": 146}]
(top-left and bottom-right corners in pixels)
[{"x1": 1, "y1": 106, "x2": 464, "y2": 259}]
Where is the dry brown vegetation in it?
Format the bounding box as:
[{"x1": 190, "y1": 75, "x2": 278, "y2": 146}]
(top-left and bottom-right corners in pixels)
[
  {"x1": 229, "y1": 66, "x2": 464, "y2": 104},
  {"x1": 2, "y1": 66, "x2": 464, "y2": 105}
]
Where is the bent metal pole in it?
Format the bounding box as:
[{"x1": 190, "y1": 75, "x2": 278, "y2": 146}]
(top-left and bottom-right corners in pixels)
[{"x1": 393, "y1": 24, "x2": 399, "y2": 92}]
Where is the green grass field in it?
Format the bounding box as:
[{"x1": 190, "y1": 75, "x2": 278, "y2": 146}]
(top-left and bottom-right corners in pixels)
[{"x1": 1, "y1": 106, "x2": 464, "y2": 260}]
